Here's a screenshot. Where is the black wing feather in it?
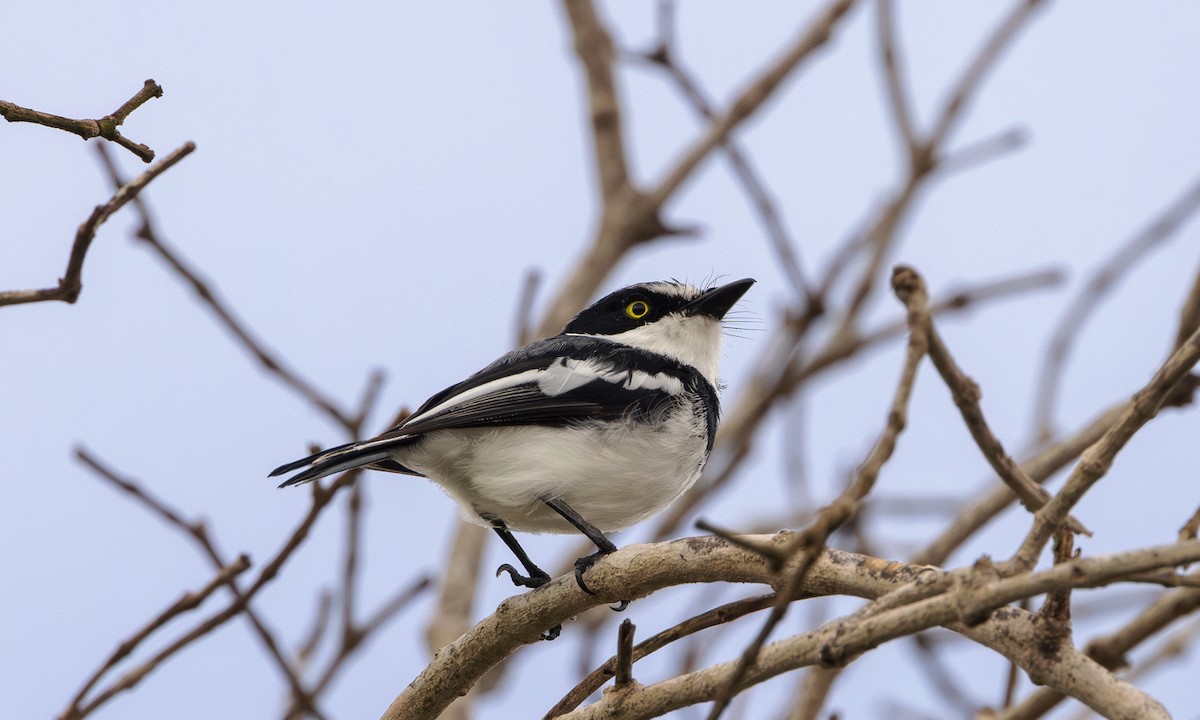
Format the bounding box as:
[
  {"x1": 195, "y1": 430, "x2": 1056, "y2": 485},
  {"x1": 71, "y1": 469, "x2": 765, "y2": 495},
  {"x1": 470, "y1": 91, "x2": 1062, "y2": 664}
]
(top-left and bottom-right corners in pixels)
[{"x1": 272, "y1": 335, "x2": 713, "y2": 486}]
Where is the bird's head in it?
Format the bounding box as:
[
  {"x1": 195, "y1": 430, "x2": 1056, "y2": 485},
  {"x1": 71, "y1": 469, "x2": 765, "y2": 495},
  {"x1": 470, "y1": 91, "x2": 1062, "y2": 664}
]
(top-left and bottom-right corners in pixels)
[{"x1": 562, "y1": 278, "x2": 755, "y2": 385}]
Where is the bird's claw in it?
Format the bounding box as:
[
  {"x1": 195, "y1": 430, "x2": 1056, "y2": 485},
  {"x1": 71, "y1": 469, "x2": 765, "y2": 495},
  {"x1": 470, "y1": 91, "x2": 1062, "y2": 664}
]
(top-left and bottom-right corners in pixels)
[
  {"x1": 495, "y1": 563, "x2": 551, "y2": 589},
  {"x1": 572, "y1": 551, "x2": 630, "y2": 612},
  {"x1": 572, "y1": 552, "x2": 603, "y2": 595},
  {"x1": 494, "y1": 564, "x2": 561, "y2": 640}
]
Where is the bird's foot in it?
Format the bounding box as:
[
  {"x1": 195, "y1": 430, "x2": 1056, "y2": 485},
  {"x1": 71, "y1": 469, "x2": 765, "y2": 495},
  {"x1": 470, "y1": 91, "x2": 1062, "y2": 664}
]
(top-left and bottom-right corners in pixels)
[
  {"x1": 495, "y1": 564, "x2": 561, "y2": 640},
  {"x1": 495, "y1": 563, "x2": 551, "y2": 589},
  {"x1": 572, "y1": 551, "x2": 630, "y2": 611}
]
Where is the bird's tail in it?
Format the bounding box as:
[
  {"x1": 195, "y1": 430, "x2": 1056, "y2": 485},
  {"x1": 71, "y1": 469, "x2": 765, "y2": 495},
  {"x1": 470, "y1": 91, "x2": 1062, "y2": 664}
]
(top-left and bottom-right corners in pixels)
[{"x1": 270, "y1": 436, "x2": 408, "y2": 488}]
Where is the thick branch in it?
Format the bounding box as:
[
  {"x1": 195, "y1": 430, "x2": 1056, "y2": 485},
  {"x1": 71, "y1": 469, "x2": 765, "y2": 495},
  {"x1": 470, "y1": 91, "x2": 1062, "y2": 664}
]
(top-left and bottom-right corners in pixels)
[
  {"x1": 381, "y1": 537, "x2": 1198, "y2": 720},
  {"x1": 557, "y1": 543, "x2": 1198, "y2": 720}
]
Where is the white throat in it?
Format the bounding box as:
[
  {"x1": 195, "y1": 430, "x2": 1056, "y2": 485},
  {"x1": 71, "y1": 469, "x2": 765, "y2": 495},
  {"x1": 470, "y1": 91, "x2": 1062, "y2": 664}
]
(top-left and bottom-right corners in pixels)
[{"x1": 573, "y1": 314, "x2": 724, "y2": 386}]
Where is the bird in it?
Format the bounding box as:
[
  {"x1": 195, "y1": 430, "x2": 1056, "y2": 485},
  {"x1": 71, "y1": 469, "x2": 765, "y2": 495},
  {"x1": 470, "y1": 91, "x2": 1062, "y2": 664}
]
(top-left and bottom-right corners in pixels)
[{"x1": 271, "y1": 277, "x2": 754, "y2": 627}]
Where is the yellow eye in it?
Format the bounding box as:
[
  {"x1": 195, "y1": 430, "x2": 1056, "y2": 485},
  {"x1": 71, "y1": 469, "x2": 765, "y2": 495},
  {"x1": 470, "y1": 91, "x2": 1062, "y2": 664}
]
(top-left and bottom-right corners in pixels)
[{"x1": 625, "y1": 300, "x2": 650, "y2": 319}]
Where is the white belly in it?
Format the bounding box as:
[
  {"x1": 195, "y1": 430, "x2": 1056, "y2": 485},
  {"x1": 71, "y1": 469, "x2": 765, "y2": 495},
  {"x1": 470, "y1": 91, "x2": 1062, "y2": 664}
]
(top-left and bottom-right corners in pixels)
[{"x1": 393, "y1": 414, "x2": 708, "y2": 533}]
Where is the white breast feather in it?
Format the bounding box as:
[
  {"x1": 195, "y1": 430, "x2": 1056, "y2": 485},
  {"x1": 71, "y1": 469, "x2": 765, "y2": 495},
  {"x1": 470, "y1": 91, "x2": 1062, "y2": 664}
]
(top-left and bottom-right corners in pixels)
[{"x1": 397, "y1": 406, "x2": 708, "y2": 533}]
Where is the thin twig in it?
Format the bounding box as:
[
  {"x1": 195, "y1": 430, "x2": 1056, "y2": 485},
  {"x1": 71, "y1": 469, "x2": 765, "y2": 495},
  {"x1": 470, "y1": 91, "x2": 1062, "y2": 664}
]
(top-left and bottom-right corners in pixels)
[
  {"x1": 903, "y1": 265, "x2": 1089, "y2": 536},
  {"x1": 1032, "y1": 178, "x2": 1200, "y2": 441},
  {"x1": 515, "y1": 269, "x2": 543, "y2": 346},
  {"x1": 296, "y1": 590, "x2": 334, "y2": 669},
  {"x1": 545, "y1": 594, "x2": 776, "y2": 718},
  {"x1": 634, "y1": 0, "x2": 812, "y2": 300},
  {"x1": 704, "y1": 264, "x2": 931, "y2": 720},
  {"x1": 62, "y1": 555, "x2": 251, "y2": 718},
  {"x1": 926, "y1": 0, "x2": 1048, "y2": 150},
  {"x1": 912, "y1": 400, "x2": 1126, "y2": 568},
  {"x1": 614, "y1": 620, "x2": 636, "y2": 689},
  {"x1": 875, "y1": 0, "x2": 920, "y2": 157},
  {"x1": 1173, "y1": 257, "x2": 1200, "y2": 352},
  {"x1": 1012, "y1": 322, "x2": 1200, "y2": 571},
  {"x1": 1180, "y1": 506, "x2": 1200, "y2": 543},
  {"x1": 645, "y1": 0, "x2": 857, "y2": 214},
  {"x1": 92, "y1": 143, "x2": 357, "y2": 431},
  {"x1": 0, "y1": 141, "x2": 194, "y2": 307},
  {"x1": 304, "y1": 575, "x2": 432, "y2": 700},
  {"x1": 68, "y1": 451, "x2": 356, "y2": 720},
  {"x1": 1, "y1": 79, "x2": 163, "y2": 161}
]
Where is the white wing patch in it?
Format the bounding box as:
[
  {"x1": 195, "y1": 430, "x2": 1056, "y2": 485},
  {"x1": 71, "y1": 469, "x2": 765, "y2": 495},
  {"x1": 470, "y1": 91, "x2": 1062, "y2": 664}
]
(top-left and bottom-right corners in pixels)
[
  {"x1": 405, "y1": 368, "x2": 544, "y2": 425},
  {"x1": 404, "y1": 357, "x2": 684, "y2": 431},
  {"x1": 538, "y1": 357, "x2": 684, "y2": 397}
]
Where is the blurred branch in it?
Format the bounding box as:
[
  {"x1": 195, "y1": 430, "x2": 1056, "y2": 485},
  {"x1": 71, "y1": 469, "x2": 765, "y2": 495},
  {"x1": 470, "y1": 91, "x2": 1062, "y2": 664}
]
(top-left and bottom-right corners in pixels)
[
  {"x1": 913, "y1": 399, "x2": 1126, "y2": 567},
  {"x1": 633, "y1": 0, "x2": 812, "y2": 300},
  {"x1": 67, "y1": 451, "x2": 360, "y2": 719},
  {"x1": 93, "y1": 143, "x2": 360, "y2": 433},
  {"x1": 1174, "y1": 257, "x2": 1200, "y2": 352},
  {"x1": 0, "y1": 141, "x2": 194, "y2": 307},
  {"x1": 0, "y1": 79, "x2": 162, "y2": 161},
  {"x1": 300, "y1": 574, "x2": 432, "y2": 705},
  {"x1": 74, "y1": 448, "x2": 326, "y2": 719},
  {"x1": 541, "y1": 0, "x2": 856, "y2": 336},
  {"x1": 925, "y1": 0, "x2": 1047, "y2": 151},
  {"x1": 875, "y1": 0, "x2": 919, "y2": 155},
  {"x1": 61, "y1": 555, "x2": 252, "y2": 720},
  {"x1": 560, "y1": 0, "x2": 632, "y2": 203},
  {"x1": 1032, "y1": 177, "x2": 1200, "y2": 441},
  {"x1": 652, "y1": 266, "x2": 1063, "y2": 541},
  {"x1": 702, "y1": 264, "x2": 932, "y2": 720}
]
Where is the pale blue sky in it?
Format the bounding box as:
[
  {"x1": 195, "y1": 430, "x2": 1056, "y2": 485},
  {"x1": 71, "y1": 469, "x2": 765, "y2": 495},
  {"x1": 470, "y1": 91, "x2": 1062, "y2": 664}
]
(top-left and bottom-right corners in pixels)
[{"x1": 2, "y1": 2, "x2": 1198, "y2": 718}]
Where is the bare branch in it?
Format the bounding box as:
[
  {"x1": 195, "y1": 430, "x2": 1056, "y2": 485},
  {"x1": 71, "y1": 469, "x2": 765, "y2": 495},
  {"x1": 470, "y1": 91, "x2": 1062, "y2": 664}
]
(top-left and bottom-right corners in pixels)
[
  {"x1": 926, "y1": 0, "x2": 1048, "y2": 150},
  {"x1": 895, "y1": 265, "x2": 1088, "y2": 535},
  {"x1": 1033, "y1": 178, "x2": 1200, "y2": 441},
  {"x1": 0, "y1": 141, "x2": 194, "y2": 307},
  {"x1": 875, "y1": 0, "x2": 919, "y2": 156},
  {"x1": 538, "y1": 0, "x2": 856, "y2": 336},
  {"x1": 633, "y1": 1, "x2": 811, "y2": 299},
  {"x1": 1013, "y1": 323, "x2": 1200, "y2": 570},
  {"x1": 62, "y1": 555, "x2": 251, "y2": 719},
  {"x1": 614, "y1": 620, "x2": 636, "y2": 689},
  {"x1": 645, "y1": 0, "x2": 857, "y2": 213},
  {"x1": 559, "y1": 0, "x2": 632, "y2": 202},
  {"x1": 704, "y1": 264, "x2": 930, "y2": 720},
  {"x1": 551, "y1": 542, "x2": 1199, "y2": 720},
  {"x1": 653, "y1": 267, "x2": 1062, "y2": 541},
  {"x1": 546, "y1": 594, "x2": 775, "y2": 718},
  {"x1": 996, "y1": 585, "x2": 1200, "y2": 719},
  {"x1": 0, "y1": 79, "x2": 163, "y2": 161},
  {"x1": 68, "y1": 451, "x2": 358, "y2": 719},
  {"x1": 93, "y1": 144, "x2": 359, "y2": 432},
  {"x1": 913, "y1": 400, "x2": 1127, "y2": 568}
]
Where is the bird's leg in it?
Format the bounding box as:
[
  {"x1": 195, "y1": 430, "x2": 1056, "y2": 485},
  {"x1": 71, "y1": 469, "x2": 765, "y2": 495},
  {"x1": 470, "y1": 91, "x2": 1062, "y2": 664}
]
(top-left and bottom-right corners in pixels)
[
  {"x1": 542, "y1": 497, "x2": 628, "y2": 611},
  {"x1": 481, "y1": 513, "x2": 552, "y2": 589},
  {"x1": 481, "y1": 513, "x2": 560, "y2": 641}
]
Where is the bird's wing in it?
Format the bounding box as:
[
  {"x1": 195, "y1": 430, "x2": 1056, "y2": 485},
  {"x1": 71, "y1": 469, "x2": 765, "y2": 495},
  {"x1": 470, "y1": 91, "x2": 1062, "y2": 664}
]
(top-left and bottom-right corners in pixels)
[
  {"x1": 378, "y1": 337, "x2": 690, "y2": 439},
  {"x1": 271, "y1": 336, "x2": 700, "y2": 487}
]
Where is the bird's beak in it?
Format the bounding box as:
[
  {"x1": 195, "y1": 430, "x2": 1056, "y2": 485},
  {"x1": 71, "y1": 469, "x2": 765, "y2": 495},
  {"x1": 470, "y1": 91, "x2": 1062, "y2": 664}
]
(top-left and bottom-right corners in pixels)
[{"x1": 683, "y1": 278, "x2": 755, "y2": 319}]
